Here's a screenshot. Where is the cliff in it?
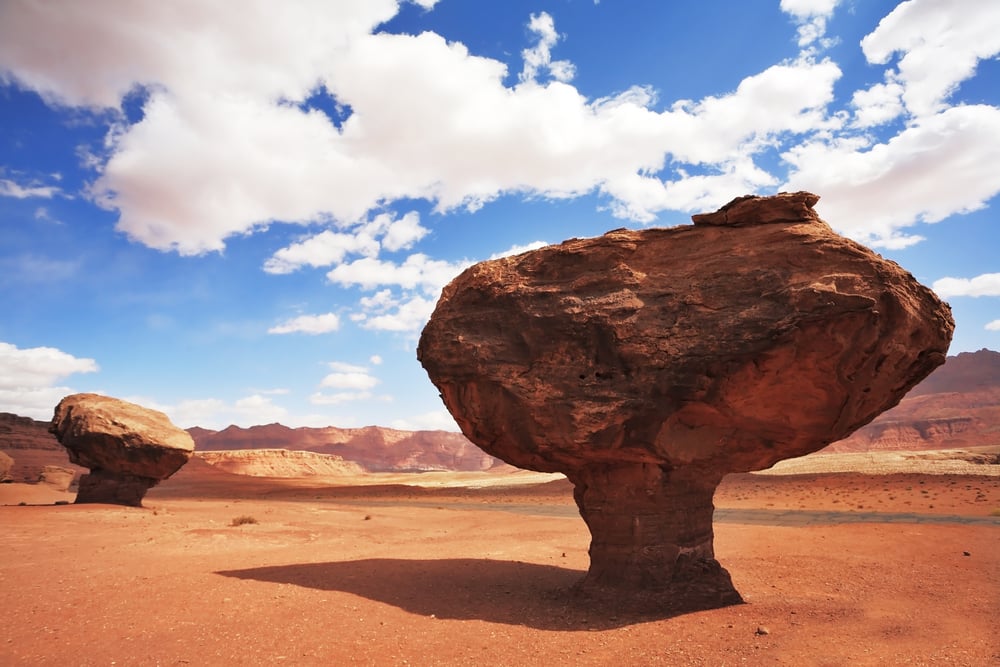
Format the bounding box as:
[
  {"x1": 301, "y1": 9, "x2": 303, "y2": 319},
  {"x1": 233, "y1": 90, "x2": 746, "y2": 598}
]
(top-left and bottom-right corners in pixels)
[
  {"x1": 826, "y1": 349, "x2": 1000, "y2": 452},
  {"x1": 196, "y1": 449, "x2": 364, "y2": 477},
  {"x1": 189, "y1": 423, "x2": 507, "y2": 472}
]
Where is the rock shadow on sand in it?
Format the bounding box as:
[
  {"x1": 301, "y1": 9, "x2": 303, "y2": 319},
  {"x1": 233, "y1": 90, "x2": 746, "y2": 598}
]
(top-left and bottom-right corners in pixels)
[{"x1": 216, "y1": 558, "x2": 742, "y2": 630}]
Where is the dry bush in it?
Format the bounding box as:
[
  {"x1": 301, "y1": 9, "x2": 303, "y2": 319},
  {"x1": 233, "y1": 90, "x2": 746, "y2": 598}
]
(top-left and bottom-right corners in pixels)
[{"x1": 230, "y1": 515, "x2": 258, "y2": 527}]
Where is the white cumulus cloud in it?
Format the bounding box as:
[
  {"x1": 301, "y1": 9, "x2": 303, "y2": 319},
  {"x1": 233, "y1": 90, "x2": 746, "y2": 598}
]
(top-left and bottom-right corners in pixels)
[
  {"x1": 0, "y1": 341, "x2": 100, "y2": 419},
  {"x1": 0, "y1": 1, "x2": 995, "y2": 265},
  {"x1": 0, "y1": 3, "x2": 842, "y2": 254},
  {"x1": 861, "y1": 0, "x2": 1000, "y2": 118},
  {"x1": 320, "y1": 371, "x2": 378, "y2": 391},
  {"x1": 784, "y1": 104, "x2": 1000, "y2": 248},
  {"x1": 268, "y1": 312, "x2": 341, "y2": 335},
  {"x1": 327, "y1": 254, "x2": 470, "y2": 294},
  {"x1": 932, "y1": 273, "x2": 1000, "y2": 298}
]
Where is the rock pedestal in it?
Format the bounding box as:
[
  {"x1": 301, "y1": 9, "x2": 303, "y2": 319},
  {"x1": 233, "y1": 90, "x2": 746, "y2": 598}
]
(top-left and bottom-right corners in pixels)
[
  {"x1": 50, "y1": 393, "x2": 194, "y2": 507},
  {"x1": 569, "y1": 463, "x2": 737, "y2": 602},
  {"x1": 418, "y1": 192, "x2": 954, "y2": 605}
]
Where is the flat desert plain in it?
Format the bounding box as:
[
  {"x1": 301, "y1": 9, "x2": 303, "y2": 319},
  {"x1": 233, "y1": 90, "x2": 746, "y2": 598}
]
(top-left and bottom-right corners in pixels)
[{"x1": 2, "y1": 455, "x2": 998, "y2": 666}]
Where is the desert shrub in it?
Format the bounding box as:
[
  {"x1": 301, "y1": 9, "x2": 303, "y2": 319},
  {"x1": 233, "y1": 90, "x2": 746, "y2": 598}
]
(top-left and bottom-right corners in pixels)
[{"x1": 230, "y1": 515, "x2": 258, "y2": 526}]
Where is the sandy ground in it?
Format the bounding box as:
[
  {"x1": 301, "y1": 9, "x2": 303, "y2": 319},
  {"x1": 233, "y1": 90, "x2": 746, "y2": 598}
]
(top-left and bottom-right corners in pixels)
[{"x1": 1, "y1": 464, "x2": 998, "y2": 666}]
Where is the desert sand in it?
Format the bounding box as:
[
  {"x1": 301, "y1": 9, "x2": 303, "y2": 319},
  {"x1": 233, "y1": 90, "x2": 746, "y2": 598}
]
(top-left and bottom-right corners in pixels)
[{"x1": 1, "y1": 454, "x2": 998, "y2": 666}]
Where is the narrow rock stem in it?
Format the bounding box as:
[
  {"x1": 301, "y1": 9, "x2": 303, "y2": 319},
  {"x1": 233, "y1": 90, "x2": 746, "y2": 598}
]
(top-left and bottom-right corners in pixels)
[
  {"x1": 569, "y1": 462, "x2": 739, "y2": 602},
  {"x1": 76, "y1": 470, "x2": 157, "y2": 507}
]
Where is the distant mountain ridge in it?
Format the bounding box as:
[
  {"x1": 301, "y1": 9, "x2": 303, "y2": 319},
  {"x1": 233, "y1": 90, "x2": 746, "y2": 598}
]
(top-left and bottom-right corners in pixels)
[
  {"x1": 188, "y1": 423, "x2": 509, "y2": 473},
  {"x1": 2, "y1": 349, "x2": 998, "y2": 480},
  {"x1": 824, "y1": 349, "x2": 1000, "y2": 453}
]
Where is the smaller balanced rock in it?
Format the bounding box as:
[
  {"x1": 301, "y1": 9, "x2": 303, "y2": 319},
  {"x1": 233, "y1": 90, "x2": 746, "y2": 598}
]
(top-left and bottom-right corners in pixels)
[{"x1": 50, "y1": 393, "x2": 194, "y2": 506}]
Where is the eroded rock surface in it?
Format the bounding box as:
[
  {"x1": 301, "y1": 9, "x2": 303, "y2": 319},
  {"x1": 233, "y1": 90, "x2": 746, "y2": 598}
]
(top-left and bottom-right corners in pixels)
[
  {"x1": 197, "y1": 449, "x2": 364, "y2": 477},
  {"x1": 418, "y1": 192, "x2": 954, "y2": 604},
  {"x1": 50, "y1": 394, "x2": 194, "y2": 506},
  {"x1": 38, "y1": 465, "x2": 76, "y2": 491},
  {"x1": 0, "y1": 450, "x2": 12, "y2": 482}
]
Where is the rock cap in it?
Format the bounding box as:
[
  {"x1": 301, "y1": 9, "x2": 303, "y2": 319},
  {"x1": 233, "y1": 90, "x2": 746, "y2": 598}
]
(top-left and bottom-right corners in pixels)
[{"x1": 691, "y1": 191, "x2": 821, "y2": 226}]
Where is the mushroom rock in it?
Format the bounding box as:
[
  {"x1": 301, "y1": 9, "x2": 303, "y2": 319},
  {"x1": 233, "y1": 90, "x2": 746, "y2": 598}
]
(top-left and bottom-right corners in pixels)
[
  {"x1": 50, "y1": 393, "x2": 195, "y2": 506},
  {"x1": 418, "y1": 192, "x2": 954, "y2": 605}
]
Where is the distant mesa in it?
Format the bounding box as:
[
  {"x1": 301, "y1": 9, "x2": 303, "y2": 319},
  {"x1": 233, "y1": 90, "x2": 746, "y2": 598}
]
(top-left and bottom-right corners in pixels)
[
  {"x1": 188, "y1": 422, "x2": 508, "y2": 473},
  {"x1": 197, "y1": 449, "x2": 364, "y2": 477},
  {"x1": 49, "y1": 393, "x2": 195, "y2": 507},
  {"x1": 419, "y1": 191, "x2": 954, "y2": 605},
  {"x1": 828, "y1": 349, "x2": 1000, "y2": 454}
]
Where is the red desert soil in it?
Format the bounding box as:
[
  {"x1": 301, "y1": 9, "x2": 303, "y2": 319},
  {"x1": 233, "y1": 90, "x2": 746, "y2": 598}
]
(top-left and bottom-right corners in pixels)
[{"x1": 1, "y1": 461, "x2": 998, "y2": 666}]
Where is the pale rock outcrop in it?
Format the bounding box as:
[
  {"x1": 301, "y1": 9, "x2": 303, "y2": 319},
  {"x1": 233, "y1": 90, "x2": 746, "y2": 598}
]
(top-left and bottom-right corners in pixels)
[
  {"x1": 0, "y1": 450, "x2": 12, "y2": 482},
  {"x1": 50, "y1": 394, "x2": 194, "y2": 506},
  {"x1": 38, "y1": 465, "x2": 76, "y2": 491},
  {"x1": 197, "y1": 449, "x2": 364, "y2": 477},
  {"x1": 419, "y1": 192, "x2": 953, "y2": 604}
]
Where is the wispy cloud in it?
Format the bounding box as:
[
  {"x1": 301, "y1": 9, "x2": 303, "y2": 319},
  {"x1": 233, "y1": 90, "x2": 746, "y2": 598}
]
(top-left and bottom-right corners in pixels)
[
  {"x1": 490, "y1": 240, "x2": 549, "y2": 260},
  {"x1": 390, "y1": 409, "x2": 460, "y2": 432},
  {"x1": 267, "y1": 312, "x2": 341, "y2": 335},
  {"x1": 0, "y1": 177, "x2": 59, "y2": 199}
]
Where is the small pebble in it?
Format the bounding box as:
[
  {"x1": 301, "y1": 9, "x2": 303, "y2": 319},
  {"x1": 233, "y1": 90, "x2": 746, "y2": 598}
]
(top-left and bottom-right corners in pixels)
[{"x1": 756, "y1": 626, "x2": 770, "y2": 636}]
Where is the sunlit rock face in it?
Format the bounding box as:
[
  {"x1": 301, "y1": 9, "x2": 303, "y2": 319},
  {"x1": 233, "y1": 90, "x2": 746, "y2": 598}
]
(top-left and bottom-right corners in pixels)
[
  {"x1": 50, "y1": 394, "x2": 194, "y2": 507},
  {"x1": 419, "y1": 192, "x2": 954, "y2": 603}
]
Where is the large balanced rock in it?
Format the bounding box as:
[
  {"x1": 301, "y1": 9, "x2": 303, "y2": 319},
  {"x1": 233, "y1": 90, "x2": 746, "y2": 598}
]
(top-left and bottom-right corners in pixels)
[
  {"x1": 50, "y1": 394, "x2": 194, "y2": 506},
  {"x1": 418, "y1": 192, "x2": 953, "y2": 605}
]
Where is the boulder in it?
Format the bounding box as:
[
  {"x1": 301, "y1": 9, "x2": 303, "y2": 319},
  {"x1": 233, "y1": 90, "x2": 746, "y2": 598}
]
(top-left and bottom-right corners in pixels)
[
  {"x1": 418, "y1": 192, "x2": 953, "y2": 605},
  {"x1": 50, "y1": 394, "x2": 194, "y2": 506}
]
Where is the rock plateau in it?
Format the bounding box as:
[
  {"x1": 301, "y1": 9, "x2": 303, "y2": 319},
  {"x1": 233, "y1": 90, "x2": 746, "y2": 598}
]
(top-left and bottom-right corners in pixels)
[
  {"x1": 50, "y1": 394, "x2": 195, "y2": 506},
  {"x1": 190, "y1": 423, "x2": 506, "y2": 472},
  {"x1": 418, "y1": 192, "x2": 954, "y2": 603},
  {"x1": 197, "y1": 449, "x2": 364, "y2": 477}
]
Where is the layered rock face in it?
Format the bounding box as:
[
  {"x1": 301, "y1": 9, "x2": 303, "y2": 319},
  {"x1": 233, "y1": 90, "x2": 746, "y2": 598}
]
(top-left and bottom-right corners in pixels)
[
  {"x1": 190, "y1": 423, "x2": 505, "y2": 472},
  {"x1": 50, "y1": 394, "x2": 195, "y2": 506},
  {"x1": 419, "y1": 192, "x2": 954, "y2": 602},
  {"x1": 828, "y1": 349, "x2": 1000, "y2": 453},
  {"x1": 197, "y1": 449, "x2": 364, "y2": 477}
]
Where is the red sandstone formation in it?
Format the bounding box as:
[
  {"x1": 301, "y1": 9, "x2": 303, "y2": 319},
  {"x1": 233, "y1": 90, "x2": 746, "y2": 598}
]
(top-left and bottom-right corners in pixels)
[
  {"x1": 50, "y1": 394, "x2": 195, "y2": 506},
  {"x1": 0, "y1": 412, "x2": 84, "y2": 484},
  {"x1": 828, "y1": 348, "x2": 1000, "y2": 453},
  {"x1": 418, "y1": 192, "x2": 954, "y2": 603},
  {"x1": 190, "y1": 423, "x2": 506, "y2": 472}
]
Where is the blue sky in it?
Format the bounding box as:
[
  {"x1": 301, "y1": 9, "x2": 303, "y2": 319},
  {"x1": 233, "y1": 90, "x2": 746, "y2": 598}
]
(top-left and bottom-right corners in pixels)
[{"x1": 1, "y1": 0, "x2": 998, "y2": 430}]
